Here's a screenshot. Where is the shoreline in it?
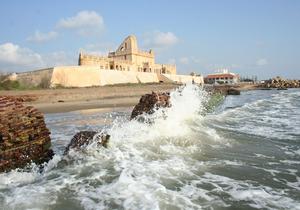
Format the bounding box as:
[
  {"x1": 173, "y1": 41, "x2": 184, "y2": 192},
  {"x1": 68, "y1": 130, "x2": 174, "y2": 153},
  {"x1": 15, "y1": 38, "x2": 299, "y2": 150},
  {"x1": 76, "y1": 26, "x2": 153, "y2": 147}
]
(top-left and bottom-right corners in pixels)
[
  {"x1": 0, "y1": 83, "x2": 269, "y2": 114},
  {"x1": 0, "y1": 83, "x2": 180, "y2": 114},
  {"x1": 31, "y1": 96, "x2": 140, "y2": 113}
]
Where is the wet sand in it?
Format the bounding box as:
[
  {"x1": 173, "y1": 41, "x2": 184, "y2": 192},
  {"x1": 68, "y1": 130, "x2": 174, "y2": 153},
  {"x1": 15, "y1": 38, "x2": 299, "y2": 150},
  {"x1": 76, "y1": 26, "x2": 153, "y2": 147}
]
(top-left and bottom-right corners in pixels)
[{"x1": 0, "y1": 83, "x2": 179, "y2": 113}]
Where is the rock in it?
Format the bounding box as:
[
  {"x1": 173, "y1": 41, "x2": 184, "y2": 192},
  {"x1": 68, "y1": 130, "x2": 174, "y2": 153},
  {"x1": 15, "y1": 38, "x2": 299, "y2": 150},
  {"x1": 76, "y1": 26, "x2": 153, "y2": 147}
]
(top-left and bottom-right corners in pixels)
[
  {"x1": 277, "y1": 87, "x2": 288, "y2": 90},
  {"x1": 130, "y1": 91, "x2": 171, "y2": 120},
  {"x1": 263, "y1": 77, "x2": 300, "y2": 89},
  {"x1": 64, "y1": 131, "x2": 110, "y2": 154},
  {"x1": 0, "y1": 96, "x2": 53, "y2": 172},
  {"x1": 259, "y1": 88, "x2": 272, "y2": 90},
  {"x1": 207, "y1": 85, "x2": 233, "y2": 96},
  {"x1": 227, "y1": 88, "x2": 240, "y2": 95}
]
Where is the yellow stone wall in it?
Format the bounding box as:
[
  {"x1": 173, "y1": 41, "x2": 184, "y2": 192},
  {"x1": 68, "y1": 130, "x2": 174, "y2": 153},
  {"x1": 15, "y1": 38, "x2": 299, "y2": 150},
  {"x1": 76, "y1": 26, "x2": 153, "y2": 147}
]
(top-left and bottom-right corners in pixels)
[
  {"x1": 51, "y1": 66, "x2": 102, "y2": 87},
  {"x1": 49, "y1": 66, "x2": 202, "y2": 87}
]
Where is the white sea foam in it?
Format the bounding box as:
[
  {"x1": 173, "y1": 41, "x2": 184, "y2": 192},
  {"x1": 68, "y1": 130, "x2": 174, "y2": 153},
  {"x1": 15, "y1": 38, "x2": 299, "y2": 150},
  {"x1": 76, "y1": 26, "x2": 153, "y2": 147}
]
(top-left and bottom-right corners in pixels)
[
  {"x1": 1, "y1": 86, "x2": 300, "y2": 210},
  {"x1": 201, "y1": 173, "x2": 300, "y2": 210},
  {"x1": 208, "y1": 89, "x2": 300, "y2": 140}
]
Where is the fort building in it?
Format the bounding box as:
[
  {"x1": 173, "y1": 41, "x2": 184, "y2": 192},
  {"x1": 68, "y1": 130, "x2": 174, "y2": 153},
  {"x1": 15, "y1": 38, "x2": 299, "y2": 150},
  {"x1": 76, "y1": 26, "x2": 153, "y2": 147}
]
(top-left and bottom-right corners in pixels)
[
  {"x1": 78, "y1": 35, "x2": 176, "y2": 75},
  {"x1": 11, "y1": 35, "x2": 203, "y2": 87}
]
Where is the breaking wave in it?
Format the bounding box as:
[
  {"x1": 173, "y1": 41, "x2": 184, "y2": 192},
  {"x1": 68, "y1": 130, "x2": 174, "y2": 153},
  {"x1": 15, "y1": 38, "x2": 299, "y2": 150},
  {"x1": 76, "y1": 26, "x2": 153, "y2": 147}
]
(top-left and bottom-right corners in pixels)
[{"x1": 1, "y1": 85, "x2": 300, "y2": 210}]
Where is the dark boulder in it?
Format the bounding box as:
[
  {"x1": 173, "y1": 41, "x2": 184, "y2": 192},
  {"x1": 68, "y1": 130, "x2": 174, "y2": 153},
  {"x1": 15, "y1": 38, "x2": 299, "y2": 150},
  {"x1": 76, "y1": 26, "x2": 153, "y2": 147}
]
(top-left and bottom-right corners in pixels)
[
  {"x1": 227, "y1": 88, "x2": 240, "y2": 95},
  {"x1": 64, "y1": 131, "x2": 110, "y2": 154},
  {"x1": 130, "y1": 91, "x2": 171, "y2": 120},
  {"x1": 0, "y1": 96, "x2": 53, "y2": 172},
  {"x1": 205, "y1": 85, "x2": 241, "y2": 96},
  {"x1": 277, "y1": 87, "x2": 288, "y2": 90}
]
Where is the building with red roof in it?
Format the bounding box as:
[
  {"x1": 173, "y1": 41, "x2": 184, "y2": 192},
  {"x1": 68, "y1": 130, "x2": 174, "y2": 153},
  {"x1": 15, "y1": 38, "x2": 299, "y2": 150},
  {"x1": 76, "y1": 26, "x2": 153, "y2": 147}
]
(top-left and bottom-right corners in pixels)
[{"x1": 204, "y1": 69, "x2": 239, "y2": 84}]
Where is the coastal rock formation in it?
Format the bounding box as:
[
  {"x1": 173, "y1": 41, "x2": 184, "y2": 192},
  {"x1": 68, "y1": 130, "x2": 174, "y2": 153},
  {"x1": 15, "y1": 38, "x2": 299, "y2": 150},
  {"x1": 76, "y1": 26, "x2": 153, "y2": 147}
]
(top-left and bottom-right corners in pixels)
[
  {"x1": 227, "y1": 88, "x2": 240, "y2": 95},
  {"x1": 207, "y1": 85, "x2": 240, "y2": 96},
  {"x1": 64, "y1": 131, "x2": 110, "y2": 154},
  {"x1": 0, "y1": 96, "x2": 53, "y2": 172},
  {"x1": 264, "y1": 77, "x2": 300, "y2": 89},
  {"x1": 130, "y1": 91, "x2": 171, "y2": 120}
]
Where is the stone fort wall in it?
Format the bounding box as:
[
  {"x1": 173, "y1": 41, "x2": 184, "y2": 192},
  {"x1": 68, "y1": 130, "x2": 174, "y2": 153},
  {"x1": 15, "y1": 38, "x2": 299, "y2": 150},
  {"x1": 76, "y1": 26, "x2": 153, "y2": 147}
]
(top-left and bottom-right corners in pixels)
[
  {"x1": 13, "y1": 67, "x2": 202, "y2": 88},
  {"x1": 48, "y1": 66, "x2": 203, "y2": 87},
  {"x1": 15, "y1": 68, "x2": 53, "y2": 87}
]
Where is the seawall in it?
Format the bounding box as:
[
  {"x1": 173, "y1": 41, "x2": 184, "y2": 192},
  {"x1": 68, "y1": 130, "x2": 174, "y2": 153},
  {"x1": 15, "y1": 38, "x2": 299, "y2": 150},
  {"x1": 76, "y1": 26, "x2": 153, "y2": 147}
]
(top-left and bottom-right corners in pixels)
[{"x1": 14, "y1": 66, "x2": 203, "y2": 88}]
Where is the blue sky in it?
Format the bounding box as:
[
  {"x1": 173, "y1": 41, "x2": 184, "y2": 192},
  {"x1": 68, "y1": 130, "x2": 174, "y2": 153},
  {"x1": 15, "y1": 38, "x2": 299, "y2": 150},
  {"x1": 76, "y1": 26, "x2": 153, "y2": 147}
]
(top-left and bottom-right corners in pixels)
[{"x1": 0, "y1": 0, "x2": 299, "y2": 79}]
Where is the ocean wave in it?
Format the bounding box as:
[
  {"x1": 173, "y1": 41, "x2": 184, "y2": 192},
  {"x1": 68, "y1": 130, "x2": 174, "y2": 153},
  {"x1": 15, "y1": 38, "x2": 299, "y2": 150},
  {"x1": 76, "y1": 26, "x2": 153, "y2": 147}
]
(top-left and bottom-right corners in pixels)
[
  {"x1": 1, "y1": 86, "x2": 300, "y2": 209},
  {"x1": 207, "y1": 89, "x2": 300, "y2": 140}
]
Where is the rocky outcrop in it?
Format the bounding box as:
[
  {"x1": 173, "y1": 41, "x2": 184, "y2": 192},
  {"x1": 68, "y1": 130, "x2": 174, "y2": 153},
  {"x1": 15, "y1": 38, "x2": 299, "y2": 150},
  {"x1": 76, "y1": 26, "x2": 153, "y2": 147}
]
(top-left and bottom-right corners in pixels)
[
  {"x1": 227, "y1": 88, "x2": 240, "y2": 95},
  {"x1": 263, "y1": 77, "x2": 300, "y2": 89},
  {"x1": 64, "y1": 131, "x2": 110, "y2": 154},
  {"x1": 0, "y1": 96, "x2": 53, "y2": 172},
  {"x1": 130, "y1": 91, "x2": 171, "y2": 120},
  {"x1": 206, "y1": 85, "x2": 240, "y2": 96}
]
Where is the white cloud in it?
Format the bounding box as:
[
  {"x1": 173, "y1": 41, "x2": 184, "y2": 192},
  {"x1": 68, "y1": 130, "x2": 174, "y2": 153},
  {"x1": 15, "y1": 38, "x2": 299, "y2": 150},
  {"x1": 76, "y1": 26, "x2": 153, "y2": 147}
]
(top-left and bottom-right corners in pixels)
[
  {"x1": 43, "y1": 51, "x2": 76, "y2": 67},
  {"x1": 83, "y1": 42, "x2": 116, "y2": 56},
  {"x1": 143, "y1": 31, "x2": 179, "y2": 48},
  {"x1": 178, "y1": 56, "x2": 202, "y2": 65},
  {"x1": 256, "y1": 58, "x2": 268, "y2": 66},
  {"x1": 190, "y1": 56, "x2": 201, "y2": 64},
  {"x1": 27, "y1": 30, "x2": 58, "y2": 43},
  {"x1": 56, "y1": 10, "x2": 104, "y2": 36},
  {"x1": 0, "y1": 43, "x2": 76, "y2": 72},
  {"x1": 179, "y1": 57, "x2": 189, "y2": 64},
  {"x1": 153, "y1": 31, "x2": 178, "y2": 47},
  {"x1": 167, "y1": 58, "x2": 176, "y2": 65},
  {"x1": 0, "y1": 43, "x2": 43, "y2": 70}
]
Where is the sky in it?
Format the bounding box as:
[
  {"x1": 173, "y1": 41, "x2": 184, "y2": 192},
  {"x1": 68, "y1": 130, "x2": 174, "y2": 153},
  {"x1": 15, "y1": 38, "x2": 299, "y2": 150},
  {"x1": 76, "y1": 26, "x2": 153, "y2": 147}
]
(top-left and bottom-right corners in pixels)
[{"x1": 0, "y1": 0, "x2": 299, "y2": 79}]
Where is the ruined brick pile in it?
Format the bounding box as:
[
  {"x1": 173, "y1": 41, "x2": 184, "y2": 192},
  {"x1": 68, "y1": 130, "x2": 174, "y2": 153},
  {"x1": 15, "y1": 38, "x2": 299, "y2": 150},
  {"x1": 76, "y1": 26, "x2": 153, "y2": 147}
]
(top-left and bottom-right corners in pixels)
[
  {"x1": 0, "y1": 96, "x2": 53, "y2": 172},
  {"x1": 64, "y1": 131, "x2": 110, "y2": 155},
  {"x1": 130, "y1": 91, "x2": 171, "y2": 120}
]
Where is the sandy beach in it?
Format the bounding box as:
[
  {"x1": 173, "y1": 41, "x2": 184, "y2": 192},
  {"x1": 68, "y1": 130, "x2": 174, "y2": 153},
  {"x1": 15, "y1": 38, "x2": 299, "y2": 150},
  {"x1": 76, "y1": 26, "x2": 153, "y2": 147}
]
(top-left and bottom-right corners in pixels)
[{"x1": 0, "y1": 83, "x2": 179, "y2": 113}]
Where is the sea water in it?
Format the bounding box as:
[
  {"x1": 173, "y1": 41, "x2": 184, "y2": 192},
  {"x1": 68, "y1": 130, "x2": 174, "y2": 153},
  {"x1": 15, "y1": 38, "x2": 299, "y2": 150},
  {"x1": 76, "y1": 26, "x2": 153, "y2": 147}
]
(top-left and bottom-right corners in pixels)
[{"x1": 0, "y1": 85, "x2": 300, "y2": 210}]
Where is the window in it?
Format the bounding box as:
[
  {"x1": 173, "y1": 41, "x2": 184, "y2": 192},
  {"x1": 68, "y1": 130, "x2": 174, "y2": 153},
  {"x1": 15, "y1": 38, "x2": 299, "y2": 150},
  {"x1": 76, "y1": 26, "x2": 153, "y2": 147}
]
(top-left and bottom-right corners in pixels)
[
  {"x1": 124, "y1": 55, "x2": 127, "y2": 60},
  {"x1": 125, "y1": 43, "x2": 127, "y2": 49}
]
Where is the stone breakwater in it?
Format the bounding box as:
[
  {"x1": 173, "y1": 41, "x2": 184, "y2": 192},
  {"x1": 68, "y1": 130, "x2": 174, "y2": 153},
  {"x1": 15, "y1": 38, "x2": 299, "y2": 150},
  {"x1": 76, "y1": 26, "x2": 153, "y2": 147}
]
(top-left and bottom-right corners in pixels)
[
  {"x1": 263, "y1": 77, "x2": 300, "y2": 89},
  {"x1": 0, "y1": 96, "x2": 53, "y2": 172}
]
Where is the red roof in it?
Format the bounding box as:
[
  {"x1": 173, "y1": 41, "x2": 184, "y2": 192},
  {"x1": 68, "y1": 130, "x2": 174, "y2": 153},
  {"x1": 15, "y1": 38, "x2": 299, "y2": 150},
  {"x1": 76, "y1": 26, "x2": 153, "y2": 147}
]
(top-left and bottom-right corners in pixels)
[{"x1": 205, "y1": 73, "x2": 238, "y2": 79}]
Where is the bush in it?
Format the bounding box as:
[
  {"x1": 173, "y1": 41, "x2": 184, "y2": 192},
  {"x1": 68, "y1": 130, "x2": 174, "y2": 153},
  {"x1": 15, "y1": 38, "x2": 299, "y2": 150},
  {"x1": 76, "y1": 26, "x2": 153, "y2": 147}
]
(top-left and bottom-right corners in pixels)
[
  {"x1": 0, "y1": 80, "x2": 22, "y2": 90},
  {"x1": 37, "y1": 76, "x2": 51, "y2": 89}
]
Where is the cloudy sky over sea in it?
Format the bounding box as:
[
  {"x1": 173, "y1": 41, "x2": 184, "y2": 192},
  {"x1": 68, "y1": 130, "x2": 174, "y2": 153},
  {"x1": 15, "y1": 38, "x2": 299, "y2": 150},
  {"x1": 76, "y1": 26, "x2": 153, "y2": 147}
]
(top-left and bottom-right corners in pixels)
[{"x1": 0, "y1": 0, "x2": 299, "y2": 79}]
